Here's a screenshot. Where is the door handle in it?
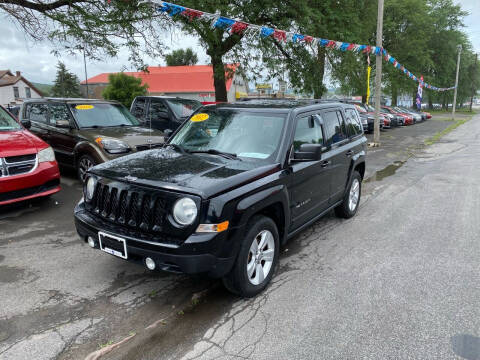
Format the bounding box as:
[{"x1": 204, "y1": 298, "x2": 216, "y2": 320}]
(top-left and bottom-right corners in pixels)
[
  {"x1": 321, "y1": 160, "x2": 331, "y2": 168},
  {"x1": 346, "y1": 150, "x2": 354, "y2": 157}
]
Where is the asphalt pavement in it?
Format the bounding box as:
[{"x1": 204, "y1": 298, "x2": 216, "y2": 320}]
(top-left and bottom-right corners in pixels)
[{"x1": 1, "y1": 115, "x2": 478, "y2": 360}]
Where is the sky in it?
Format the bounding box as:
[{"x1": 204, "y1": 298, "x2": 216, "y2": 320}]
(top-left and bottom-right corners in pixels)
[{"x1": 0, "y1": 1, "x2": 479, "y2": 85}]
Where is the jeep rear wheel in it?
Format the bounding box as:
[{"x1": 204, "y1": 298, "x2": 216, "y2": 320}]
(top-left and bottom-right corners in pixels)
[
  {"x1": 77, "y1": 154, "x2": 97, "y2": 183},
  {"x1": 222, "y1": 215, "x2": 279, "y2": 297},
  {"x1": 335, "y1": 170, "x2": 362, "y2": 219}
]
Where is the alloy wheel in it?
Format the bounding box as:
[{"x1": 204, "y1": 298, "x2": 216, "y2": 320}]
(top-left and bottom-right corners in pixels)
[
  {"x1": 348, "y1": 178, "x2": 360, "y2": 212},
  {"x1": 246, "y1": 230, "x2": 275, "y2": 286},
  {"x1": 79, "y1": 157, "x2": 94, "y2": 183}
]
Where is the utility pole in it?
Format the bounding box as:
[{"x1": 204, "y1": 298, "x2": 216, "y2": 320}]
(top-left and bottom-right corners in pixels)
[
  {"x1": 470, "y1": 53, "x2": 477, "y2": 112},
  {"x1": 83, "y1": 45, "x2": 89, "y2": 99},
  {"x1": 452, "y1": 44, "x2": 462, "y2": 120},
  {"x1": 373, "y1": 0, "x2": 384, "y2": 145}
]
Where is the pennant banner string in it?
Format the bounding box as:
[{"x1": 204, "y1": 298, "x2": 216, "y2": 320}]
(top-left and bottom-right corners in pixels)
[{"x1": 148, "y1": 0, "x2": 456, "y2": 92}]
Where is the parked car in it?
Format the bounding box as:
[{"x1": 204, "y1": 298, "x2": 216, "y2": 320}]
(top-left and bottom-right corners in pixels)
[
  {"x1": 74, "y1": 101, "x2": 367, "y2": 297},
  {"x1": 354, "y1": 104, "x2": 384, "y2": 133},
  {"x1": 0, "y1": 105, "x2": 60, "y2": 206},
  {"x1": 19, "y1": 99, "x2": 165, "y2": 182},
  {"x1": 130, "y1": 96, "x2": 202, "y2": 133},
  {"x1": 395, "y1": 107, "x2": 422, "y2": 123},
  {"x1": 364, "y1": 104, "x2": 398, "y2": 127},
  {"x1": 381, "y1": 106, "x2": 414, "y2": 125},
  {"x1": 5, "y1": 105, "x2": 20, "y2": 119}
]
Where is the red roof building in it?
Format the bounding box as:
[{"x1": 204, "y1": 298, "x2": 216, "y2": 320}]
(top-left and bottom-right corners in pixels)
[{"x1": 81, "y1": 65, "x2": 248, "y2": 102}]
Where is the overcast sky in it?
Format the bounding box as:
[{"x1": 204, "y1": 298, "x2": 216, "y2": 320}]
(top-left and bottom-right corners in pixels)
[{"x1": 0, "y1": 0, "x2": 479, "y2": 85}]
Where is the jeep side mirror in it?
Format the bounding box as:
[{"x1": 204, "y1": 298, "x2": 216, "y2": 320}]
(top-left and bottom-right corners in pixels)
[
  {"x1": 21, "y1": 119, "x2": 31, "y2": 129},
  {"x1": 293, "y1": 143, "x2": 322, "y2": 161}
]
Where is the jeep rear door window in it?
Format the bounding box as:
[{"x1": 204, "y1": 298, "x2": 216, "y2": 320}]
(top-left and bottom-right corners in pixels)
[
  {"x1": 166, "y1": 99, "x2": 202, "y2": 118},
  {"x1": 28, "y1": 103, "x2": 49, "y2": 124},
  {"x1": 0, "y1": 106, "x2": 21, "y2": 131},
  {"x1": 345, "y1": 109, "x2": 363, "y2": 136},
  {"x1": 70, "y1": 103, "x2": 140, "y2": 128},
  {"x1": 293, "y1": 115, "x2": 323, "y2": 151},
  {"x1": 323, "y1": 110, "x2": 345, "y2": 145},
  {"x1": 170, "y1": 110, "x2": 286, "y2": 160}
]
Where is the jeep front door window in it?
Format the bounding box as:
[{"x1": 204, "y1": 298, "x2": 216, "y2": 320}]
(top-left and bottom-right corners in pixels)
[{"x1": 149, "y1": 100, "x2": 170, "y2": 131}]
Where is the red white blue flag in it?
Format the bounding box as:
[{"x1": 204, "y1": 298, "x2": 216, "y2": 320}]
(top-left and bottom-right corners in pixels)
[{"x1": 416, "y1": 76, "x2": 424, "y2": 110}]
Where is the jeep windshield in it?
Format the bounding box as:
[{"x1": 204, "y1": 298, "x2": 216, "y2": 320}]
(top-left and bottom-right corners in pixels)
[
  {"x1": 69, "y1": 103, "x2": 140, "y2": 128},
  {"x1": 169, "y1": 109, "x2": 286, "y2": 160},
  {"x1": 165, "y1": 99, "x2": 202, "y2": 118},
  {"x1": 0, "y1": 106, "x2": 21, "y2": 131}
]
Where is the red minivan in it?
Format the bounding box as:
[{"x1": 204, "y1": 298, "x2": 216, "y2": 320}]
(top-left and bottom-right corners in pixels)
[{"x1": 0, "y1": 105, "x2": 60, "y2": 205}]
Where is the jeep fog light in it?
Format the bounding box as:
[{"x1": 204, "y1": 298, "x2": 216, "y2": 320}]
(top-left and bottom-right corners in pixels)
[
  {"x1": 196, "y1": 221, "x2": 229, "y2": 233},
  {"x1": 145, "y1": 257, "x2": 156, "y2": 270},
  {"x1": 87, "y1": 237, "x2": 96, "y2": 248},
  {"x1": 173, "y1": 198, "x2": 197, "y2": 225}
]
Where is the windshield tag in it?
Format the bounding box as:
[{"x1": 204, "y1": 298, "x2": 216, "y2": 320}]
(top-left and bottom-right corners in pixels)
[
  {"x1": 191, "y1": 113, "x2": 209, "y2": 122},
  {"x1": 76, "y1": 104, "x2": 94, "y2": 110}
]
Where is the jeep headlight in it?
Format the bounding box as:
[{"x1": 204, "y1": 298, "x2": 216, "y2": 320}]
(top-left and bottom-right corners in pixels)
[
  {"x1": 95, "y1": 137, "x2": 131, "y2": 154},
  {"x1": 85, "y1": 177, "x2": 96, "y2": 201},
  {"x1": 173, "y1": 197, "x2": 197, "y2": 226},
  {"x1": 38, "y1": 147, "x2": 55, "y2": 163}
]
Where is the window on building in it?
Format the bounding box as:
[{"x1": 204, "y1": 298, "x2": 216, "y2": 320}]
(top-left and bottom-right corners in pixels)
[
  {"x1": 25, "y1": 87, "x2": 31, "y2": 98},
  {"x1": 13, "y1": 87, "x2": 19, "y2": 99}
]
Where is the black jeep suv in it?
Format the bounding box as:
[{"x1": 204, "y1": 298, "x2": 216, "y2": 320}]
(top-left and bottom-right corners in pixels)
[{"x1": 74, "y1": 101, "x2": 367, "y2": 297}]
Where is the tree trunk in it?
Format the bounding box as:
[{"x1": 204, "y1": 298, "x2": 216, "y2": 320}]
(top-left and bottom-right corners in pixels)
[
  {"x1": 313, "y1": 47, "x2": 326, "y2": 99},
  {"x1": 209, "y1": 51, "x2": 228, "y2": 102},
  {"x1": 428, "y1": 94, "x2": 433, "y2": 110},
  {"x1": 391, "y1": 86, "x2": 398, "y2": 106}
]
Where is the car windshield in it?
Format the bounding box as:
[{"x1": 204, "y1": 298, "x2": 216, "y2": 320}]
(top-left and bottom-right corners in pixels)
[
  {"x1": 0, "y1": 107, "x2": 22, "y2": 131},
  {"x1": 69, "y1": 103, "x2": 140, "y2": 128},
  {"x1": 169, "y1": 109, "x2": 286, "y2": 160},
  {"x1": 166, "y1": 99, "x2": 202, "y2": 118}
]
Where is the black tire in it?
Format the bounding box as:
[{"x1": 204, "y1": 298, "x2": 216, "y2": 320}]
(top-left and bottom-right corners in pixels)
[
  {"x1": 77, "y1": 154, "x2": 97, "y2": 183},
  {"x1": 334, "y1": 170, "x2": 362, "y2": 219},
  {"x1": 222, "y1": 215, "x2": 280, "y2": 298}
]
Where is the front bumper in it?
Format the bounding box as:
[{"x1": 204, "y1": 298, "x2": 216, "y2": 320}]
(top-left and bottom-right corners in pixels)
[
  {"x1": 0, "y1": 161, "x2": 61, "y2": 205},
  {"x1": 74, "y1": 201, "x2": 237, "y2": 277}
]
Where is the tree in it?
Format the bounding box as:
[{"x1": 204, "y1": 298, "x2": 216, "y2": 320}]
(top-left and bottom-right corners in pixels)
[
  {"x1": 165, "y1": 48, "x2": 198, "y2": 66},
  {"x1": 0, "y1": 0, "x2": 166, "y2": 68},
  {"x1": 102, "y1": 73, "x2": 148, "y2": 108},
  {"x1": 50, "y1": 62, "x2": 82, "y2": 98}
]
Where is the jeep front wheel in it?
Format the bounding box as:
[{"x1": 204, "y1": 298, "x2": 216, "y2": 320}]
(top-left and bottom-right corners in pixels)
[{"x1": 222, "y1": 215, "x2": 279, "y2": 297}]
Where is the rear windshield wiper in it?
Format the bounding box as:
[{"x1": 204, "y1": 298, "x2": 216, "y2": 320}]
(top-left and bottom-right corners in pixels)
[{"x1": 190, "y1": 149, "x2": 241, "y2": 161}]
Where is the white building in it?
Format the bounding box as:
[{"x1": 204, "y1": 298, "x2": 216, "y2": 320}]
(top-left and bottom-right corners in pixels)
[{"x1": 0, "y1": 70, "x2": 42, "y2": 107}]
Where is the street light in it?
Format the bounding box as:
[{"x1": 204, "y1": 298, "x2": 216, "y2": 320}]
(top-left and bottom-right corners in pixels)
[{"x1": 452, "y1": 44, "x2": 462, "y2": 120}]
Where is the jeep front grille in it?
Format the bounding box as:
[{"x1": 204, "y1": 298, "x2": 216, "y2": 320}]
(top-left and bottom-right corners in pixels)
[{"x1": 86, "y1": 180, "x2": 198, "y2": 245}]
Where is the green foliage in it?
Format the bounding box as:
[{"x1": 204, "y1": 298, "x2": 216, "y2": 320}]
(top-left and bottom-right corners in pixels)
[
  {"x1": 32, "y1": 83, "x2": 53, "y2": 97},
  {"x1": 165, "y1": 48, "x2": 198, "y2": 66},
  {"x1": 102, "y1": 73, "x2": 148, "y2": 108},
  {"x1": 50, "y1": 62, "x2": 82, "y2": 98}
]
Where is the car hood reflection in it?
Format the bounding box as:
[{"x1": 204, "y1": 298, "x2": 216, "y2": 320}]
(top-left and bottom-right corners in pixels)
[{"x1": 91, "y1": 148, "x2": 280, "y2": 198}]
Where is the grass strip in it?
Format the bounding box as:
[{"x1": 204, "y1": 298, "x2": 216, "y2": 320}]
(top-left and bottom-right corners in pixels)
[{"x1": 425, "y1": 119, "x2": 468, "y2": 145}]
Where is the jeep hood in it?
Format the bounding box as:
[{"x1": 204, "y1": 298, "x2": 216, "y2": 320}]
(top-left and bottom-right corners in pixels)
[{"x1": 90, "y1": 148, "x2": 280, "y2": 198}]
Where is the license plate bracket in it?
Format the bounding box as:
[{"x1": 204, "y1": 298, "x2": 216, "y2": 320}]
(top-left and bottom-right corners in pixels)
[{"x1": 98, "y1": 232, "x2": 128, "y2": 259}]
